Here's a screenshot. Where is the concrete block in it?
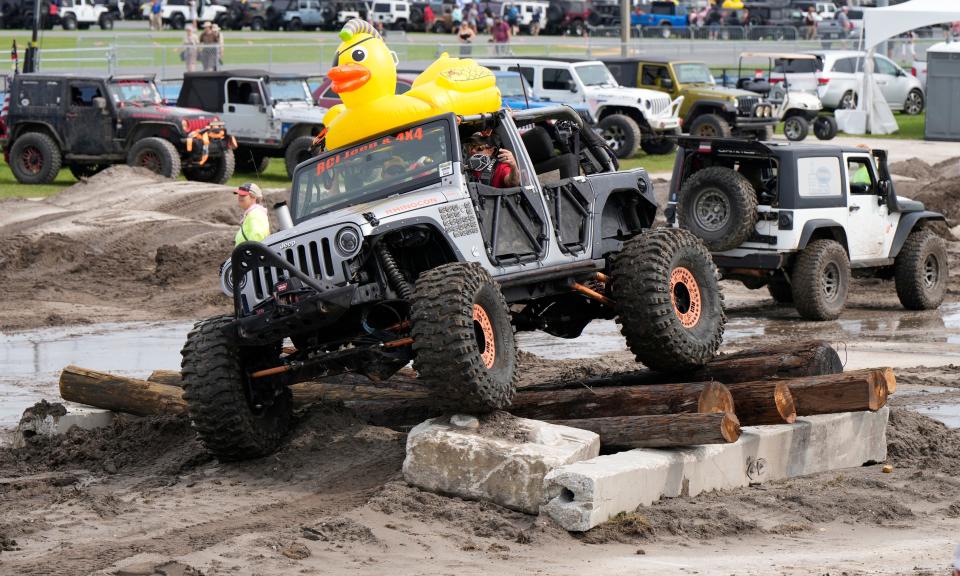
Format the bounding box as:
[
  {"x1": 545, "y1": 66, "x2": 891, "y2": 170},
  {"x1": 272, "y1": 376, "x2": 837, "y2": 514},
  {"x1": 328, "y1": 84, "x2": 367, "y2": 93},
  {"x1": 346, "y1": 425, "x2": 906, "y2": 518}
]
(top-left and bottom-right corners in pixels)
[
  {"x1": 403, "y1": 414, "x2": 600, "y2": 514},
  {"x1": 543, "y1": 408, "x2": 889, "y2": 532},
  {"x1": 12, "y1": 402, "x2": 115, "y2": 448}
]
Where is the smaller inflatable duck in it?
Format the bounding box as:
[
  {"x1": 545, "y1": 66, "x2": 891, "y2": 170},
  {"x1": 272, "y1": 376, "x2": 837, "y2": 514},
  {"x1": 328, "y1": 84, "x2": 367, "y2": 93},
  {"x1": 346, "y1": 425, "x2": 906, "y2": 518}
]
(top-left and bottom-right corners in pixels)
[{"x1": 322, "y1": 19, "x2": 501, "y2": 151}]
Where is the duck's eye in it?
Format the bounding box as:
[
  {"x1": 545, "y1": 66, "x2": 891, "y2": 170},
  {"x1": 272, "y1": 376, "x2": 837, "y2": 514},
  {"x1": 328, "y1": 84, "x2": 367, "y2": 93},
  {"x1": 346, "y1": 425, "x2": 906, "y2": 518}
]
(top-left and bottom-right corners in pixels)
[{"x1": 351, "y1": 48, "x2": 367, "y2": 62}]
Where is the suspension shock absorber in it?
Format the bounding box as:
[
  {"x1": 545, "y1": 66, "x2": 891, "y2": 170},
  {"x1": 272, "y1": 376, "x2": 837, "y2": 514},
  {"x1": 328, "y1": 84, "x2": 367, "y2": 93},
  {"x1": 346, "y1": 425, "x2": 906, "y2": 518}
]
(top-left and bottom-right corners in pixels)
[{"x1": 376, "y1": 243, "x2": 414, "y2": 300}]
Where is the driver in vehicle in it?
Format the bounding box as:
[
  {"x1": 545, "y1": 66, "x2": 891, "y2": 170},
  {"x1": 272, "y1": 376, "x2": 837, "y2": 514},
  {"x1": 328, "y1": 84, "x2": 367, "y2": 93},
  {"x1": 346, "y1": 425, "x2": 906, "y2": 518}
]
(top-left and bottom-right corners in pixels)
[{"x1": 465, "y1": 133, "x2": 519, "y2": 188}]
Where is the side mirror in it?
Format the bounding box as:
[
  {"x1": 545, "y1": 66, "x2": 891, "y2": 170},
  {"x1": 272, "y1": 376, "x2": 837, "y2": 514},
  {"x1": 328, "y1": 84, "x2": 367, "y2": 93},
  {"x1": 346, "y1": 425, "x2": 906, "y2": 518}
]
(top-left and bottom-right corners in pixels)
[
  {"x1": 92, "y1": 96, "x2": 108, "y2": 112},
  {"x1": 661, "y1": 78, "x2": 673, "y2": 90},
  {"x1": 568, "y1": 81, "x2": 578, "y2": 93}
]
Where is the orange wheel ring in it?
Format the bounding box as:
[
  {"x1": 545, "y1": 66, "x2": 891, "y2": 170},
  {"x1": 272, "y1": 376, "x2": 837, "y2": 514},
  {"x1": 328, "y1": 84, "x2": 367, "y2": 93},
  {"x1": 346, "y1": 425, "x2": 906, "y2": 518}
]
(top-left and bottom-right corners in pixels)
[
  {"x1": 670, "y1": 267, "x2": 702, "y2": 328},
  {"x1": 473, "y1": 304, "x2": 496, "y2": 369}
]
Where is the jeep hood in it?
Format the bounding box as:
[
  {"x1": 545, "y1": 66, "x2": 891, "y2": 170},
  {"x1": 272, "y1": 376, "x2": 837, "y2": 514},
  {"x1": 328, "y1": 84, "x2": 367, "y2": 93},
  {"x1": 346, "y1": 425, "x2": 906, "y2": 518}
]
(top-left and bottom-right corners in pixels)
[
  {"x1": 590, "y1": 87, "x2": 670, "y2": 101},
  {"x1": 117, "y1": 104, "x2": 218, "y2": 123},
  {"x1": 681, "y1": 84, "x2": 759, "y2": 100},
  {"x1": 272, "y1": 103, "x2": 329, "y2": 124}
]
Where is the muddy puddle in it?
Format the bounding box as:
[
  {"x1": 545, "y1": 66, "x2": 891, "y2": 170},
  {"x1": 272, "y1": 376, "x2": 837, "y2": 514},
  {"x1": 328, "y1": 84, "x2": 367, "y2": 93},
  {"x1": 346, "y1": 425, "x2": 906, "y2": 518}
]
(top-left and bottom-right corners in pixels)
[{"x1": 2, "y1": 303, "x2": 959, "y2": 429}]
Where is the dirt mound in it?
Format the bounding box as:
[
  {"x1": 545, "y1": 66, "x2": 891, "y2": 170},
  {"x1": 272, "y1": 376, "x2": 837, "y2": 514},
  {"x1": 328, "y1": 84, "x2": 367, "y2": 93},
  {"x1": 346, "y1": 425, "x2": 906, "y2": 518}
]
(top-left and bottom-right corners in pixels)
[
  {"x1": 889, "y1": 157, "x2": 933, "y2": 180},
  {"x1": 886, "y1": 408, "x2": 960, "y2": 473},
  {"x1": 303, "y1": 517, "x2": 380, "y2": 544},
  {"x1": 893, "y1": 365, "x2": 960, "y2": 388},
  {"x1": 909, "y1": 178, "x2": 960, "y2": 222}
]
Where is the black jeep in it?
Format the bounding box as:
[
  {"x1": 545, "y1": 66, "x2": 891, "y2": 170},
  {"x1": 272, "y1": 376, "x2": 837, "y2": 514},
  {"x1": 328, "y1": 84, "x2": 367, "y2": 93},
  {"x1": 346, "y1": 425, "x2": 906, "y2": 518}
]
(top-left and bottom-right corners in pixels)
[
  {"x1": 1, "y1": 73, "x2": 236, "y2": 184},
  {"x1": 222, "y1": 0, "x2": 294, "y2": 30}
]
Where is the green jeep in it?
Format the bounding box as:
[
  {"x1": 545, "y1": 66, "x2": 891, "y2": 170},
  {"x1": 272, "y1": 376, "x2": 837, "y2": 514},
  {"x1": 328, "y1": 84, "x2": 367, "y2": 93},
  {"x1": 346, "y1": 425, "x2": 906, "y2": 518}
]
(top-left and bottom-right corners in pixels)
[{"x1": 604, "y1": 57, "x2": 778, "y2": 139}]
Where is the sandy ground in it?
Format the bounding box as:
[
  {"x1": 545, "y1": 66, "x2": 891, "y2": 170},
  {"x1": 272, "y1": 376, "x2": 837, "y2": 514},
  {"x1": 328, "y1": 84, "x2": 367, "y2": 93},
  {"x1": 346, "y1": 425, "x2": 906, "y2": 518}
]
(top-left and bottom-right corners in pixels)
[{"x1": 1, "y1": 159, "x2": 960, "y2": 575}]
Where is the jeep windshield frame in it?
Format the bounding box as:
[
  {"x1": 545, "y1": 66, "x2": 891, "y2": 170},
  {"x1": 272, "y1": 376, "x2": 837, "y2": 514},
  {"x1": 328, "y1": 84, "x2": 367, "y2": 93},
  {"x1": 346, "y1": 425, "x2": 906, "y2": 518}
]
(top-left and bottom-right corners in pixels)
[
  {"x1": 291, "y1": 114, "x2": 460, "y2": 223},
  {"x1": 573, "y1": 63, "x2": 618, "y2": 87},
  {"x1": 266, "y1": 78, "x2": 313, "y2": 103},
  {"x1": 673, "y1": 62, "x2": 714, "y2": 85},
  {"x1": 108, "y1": 78, "x2": 163, "y2": 105}
]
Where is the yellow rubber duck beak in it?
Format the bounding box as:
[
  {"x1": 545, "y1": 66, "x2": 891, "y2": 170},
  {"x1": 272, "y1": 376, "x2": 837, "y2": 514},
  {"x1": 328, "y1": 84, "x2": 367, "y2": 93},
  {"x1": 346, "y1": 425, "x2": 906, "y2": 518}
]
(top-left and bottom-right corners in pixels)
[{"x1": 328, "y1": 63, "x2": 372, "y2": 94}]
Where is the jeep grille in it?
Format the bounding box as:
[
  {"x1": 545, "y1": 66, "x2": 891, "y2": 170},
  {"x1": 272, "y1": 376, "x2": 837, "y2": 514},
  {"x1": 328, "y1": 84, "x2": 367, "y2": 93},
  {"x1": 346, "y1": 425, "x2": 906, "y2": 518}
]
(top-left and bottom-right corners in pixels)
[
  {"x1": 649, "y1": 93, "x2": 671, "y2": 116},
  {"x1": 736, "y1": 95, "x2": 759, "y2": 116},
  {"x1": 183, "y1": 117, "x2": 212, "y2": 133}
]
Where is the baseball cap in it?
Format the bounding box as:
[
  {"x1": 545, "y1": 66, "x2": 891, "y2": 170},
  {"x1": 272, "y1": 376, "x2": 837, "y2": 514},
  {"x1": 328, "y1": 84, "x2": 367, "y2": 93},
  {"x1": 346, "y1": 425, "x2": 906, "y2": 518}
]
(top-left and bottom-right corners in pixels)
[{"x1": 234, "y1": 182, "x2": 263, "y2": 199}]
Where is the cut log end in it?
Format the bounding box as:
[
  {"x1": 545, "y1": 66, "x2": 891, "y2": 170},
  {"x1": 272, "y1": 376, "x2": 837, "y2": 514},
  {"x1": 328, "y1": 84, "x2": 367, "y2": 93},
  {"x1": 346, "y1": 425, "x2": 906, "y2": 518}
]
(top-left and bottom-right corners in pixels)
[
  {"x1": 698, "y1": 381, "x2": 735, "y2": 414},
  {"x1": 882, "y1": 367, "x2": 897, "y2": 395},
  {"x1": 773, "y1": 382, "x2": 798, "y2": 424},
  {"x1": 721, "y1": 412, "x2": 742, "y2": 443}
]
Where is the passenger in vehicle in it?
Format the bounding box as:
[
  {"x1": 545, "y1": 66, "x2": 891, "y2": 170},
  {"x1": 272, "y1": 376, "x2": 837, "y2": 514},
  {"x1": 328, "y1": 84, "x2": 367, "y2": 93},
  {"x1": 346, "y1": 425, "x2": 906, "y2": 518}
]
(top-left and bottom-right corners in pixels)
[{"x1": 464, "y1": 132, "x2": 519, "y2": 188}]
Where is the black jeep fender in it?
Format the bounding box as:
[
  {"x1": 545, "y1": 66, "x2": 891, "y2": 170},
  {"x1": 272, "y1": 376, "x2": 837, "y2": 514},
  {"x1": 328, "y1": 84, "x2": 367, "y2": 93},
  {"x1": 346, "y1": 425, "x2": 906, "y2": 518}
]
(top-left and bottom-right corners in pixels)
[
  {"x1": 125, "y1": 122, "x2": 185, "y2": 149},
  {"x1": 684, "y1": 100, "x2": 737, "y2": 126},
  {"x1": 798, "y1": 219, "x2": 849, "y2": 252},
  {"x1": 888, "y1": 211, "x2": 946, "y2": 258},
  {"x1": 9, "y1": 122, "x2": 64, "y2": 150},
  {"x1": 589, "y1": 170, "x2": 658, "y2": 258}
]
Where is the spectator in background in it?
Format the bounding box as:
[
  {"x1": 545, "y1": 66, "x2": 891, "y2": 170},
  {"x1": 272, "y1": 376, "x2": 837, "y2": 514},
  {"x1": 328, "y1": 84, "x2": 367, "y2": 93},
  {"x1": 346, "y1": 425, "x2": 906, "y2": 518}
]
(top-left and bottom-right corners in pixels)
[
  {"x1": 451, "y1": 4, "x2": 461, "y2": 27},
  {"x1": 505, "y1": 3, "x2": 519, "y2": 35},
  {"x1": 951, "y1": 21, "x2": 960, "y2": 42},
  {"x1": 423, "y1": 4, "x2": 435, "y2": 31},
  {"x1": 458, "y1": 20, "x2": 475, "y2": 56},
  {"x1": 149, "y1": 0, "x2": 163, "y2": 30},
  {"x1": 188, "y1": 0, "x2": 197, "y2": 27},
  {"x1": 180, "y1": 24, "x2": 199, "y2": 72},
  {"x1": 836, "y1": 6, "x2": 850, "y2": 35},
  {"x1": 490, "y1": 14, "x2": 510, "y2": 55},
  {"x1": 530, "y1": 5, "x2": 541, "y2": 35},
  {"x1": 803, "y1": 6, "x2": 819, "y2": 40},
  {"x1": 199, "y1": 21, "x2": 219, "y2": 71},
  {"x1": 739, "y1": 9, "x2": 750, "y2": 28},
  {"x1": 705, "y1": 5, "x2": 721, "y2": 39}
]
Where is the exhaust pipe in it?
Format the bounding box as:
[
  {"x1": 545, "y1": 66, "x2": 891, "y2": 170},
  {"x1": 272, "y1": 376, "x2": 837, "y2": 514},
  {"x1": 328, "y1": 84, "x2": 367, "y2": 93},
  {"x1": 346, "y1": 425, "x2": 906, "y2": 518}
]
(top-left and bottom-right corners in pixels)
[{"x1": 273, "y1": 201, "x2": 294, "y2": 231}]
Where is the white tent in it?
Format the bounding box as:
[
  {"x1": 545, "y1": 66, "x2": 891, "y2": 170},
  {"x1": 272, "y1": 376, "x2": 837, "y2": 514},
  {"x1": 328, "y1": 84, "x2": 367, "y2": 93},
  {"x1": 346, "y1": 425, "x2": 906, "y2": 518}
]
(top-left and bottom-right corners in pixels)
[{"x1": 839, "y1": 0, "x2": 960, "y2": 135}]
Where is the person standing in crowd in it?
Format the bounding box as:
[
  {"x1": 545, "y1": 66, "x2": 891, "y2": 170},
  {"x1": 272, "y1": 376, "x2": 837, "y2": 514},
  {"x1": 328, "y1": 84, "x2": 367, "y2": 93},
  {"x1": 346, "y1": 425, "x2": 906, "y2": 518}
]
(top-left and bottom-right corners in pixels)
[
  {"x1": 490, "y1": 14, "x2": 510, "y2": 55},
  {"x1": 199, "y1": 21, "x2": 218, "y2": 71},
  {"x1": 451, "y1": 4, "x2": 462, "y2": 28},
  {"x1": 423, "y1": 4, "x2": 435, "y2": 31},
  {"x1": 180, "y1": 24, "x2": 199, "y2": 72},
  {"x1": 505, "y1": 3, "x2": 519, "y2": 35},
  {"x1": 458, "y1": 20, "x2": 475, "y2": 56},
  {"x1": 705, "y1": 5, "x2": 721, "y2": 39},
  {"x1": 233, "y1": 183, "x2": 270, "y2": 246},
  {"x1": 836, "y1": 6, "x2": 850, "y2": 35},
  {"x1": 149, "y1": 0, "x2": 163, "y2": 30},
  {"x1": 188, "y1": 0, "x2": 197, "y2": 27},
  {"x1": 212, "y1": 23, "x2": 224, "y2": 69},
  {"x1": 803, "y1": 6, "x2": 820, "y2": 40}
]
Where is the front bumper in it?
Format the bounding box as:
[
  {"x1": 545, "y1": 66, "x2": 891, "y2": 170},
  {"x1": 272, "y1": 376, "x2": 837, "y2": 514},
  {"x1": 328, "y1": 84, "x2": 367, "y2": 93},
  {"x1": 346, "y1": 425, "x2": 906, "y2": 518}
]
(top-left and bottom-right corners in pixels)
[
  {"x1": 183, "y1": 121, "x2": 237, "y2": 165},
  {"x1": 647, "y1": 96, "x2": 684, "y2": 132},
  {"x1": 734, "y1": 116, "x2": 779, "y2": 129}
]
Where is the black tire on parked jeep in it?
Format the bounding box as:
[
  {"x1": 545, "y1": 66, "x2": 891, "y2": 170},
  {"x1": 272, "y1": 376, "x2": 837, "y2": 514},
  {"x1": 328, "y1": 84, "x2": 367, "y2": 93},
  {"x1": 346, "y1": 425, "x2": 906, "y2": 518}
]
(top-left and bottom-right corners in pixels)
[
  {"x1": 612, "y1": 228, "x2": 725, "y2": 371},
  {"x1": 61, "y1": 14, "x2": 77, "y2": 29},
  {"x1": 791, "y1": 239, "x2": 850, "y2": 321},
  {"x1": 894, "y1": 228, "x2": 948, "y2": 310},
  {"x1": 127, "y1": 137, "x2": 182, "y2": 179},
  {"x1": 183, "y1": 148, "x2": 236, "y2": 184},
  {"x1": 181, "y1": 315, "x2": 291, "y2": 461},
  {"x1": 287, "y1": 17, "x2": 302, "y2": 30},
  {"x1": 284, "y1": 135, "x2": 316, "y2": 178},
  {"x1": 688, "y1": 114, "x2": 732, "y2": 138},
  {"x1": 69, "y1": 163, "x2": 107, "y2": 180},
  {"x1": 766, "y1": 275, "x2": 793, "y2": 304},
  {"x1": 99, "y1": 14, "x2": 113, "y2": 29},
  {"x1": 641, "y1": 128, "x2": 678, "y2": 155},
  {"x1": 598, "y1": 114, "x2": 641, "y2": 159},
  {"x1": 783, "y1": 115, "x2": 809, "y2": 141},
  {"x1": 813, "y1": 115, "x2": 838, "y2": 140},
  {"x1": 677, "y1": 166, "x2": 758, "y2": 252},
  {"x1": 170, "y1": 11, "x2": 185, "y2": 29},
  {"x1": 411, "y1": 262, "x2": 517, "y2": 412},
  {"x1": 10, "y1": 132, "x2": 62, "y2": 185},
  {"x1": 235, "y1": 147, "x2": 271, "y2": 174}
]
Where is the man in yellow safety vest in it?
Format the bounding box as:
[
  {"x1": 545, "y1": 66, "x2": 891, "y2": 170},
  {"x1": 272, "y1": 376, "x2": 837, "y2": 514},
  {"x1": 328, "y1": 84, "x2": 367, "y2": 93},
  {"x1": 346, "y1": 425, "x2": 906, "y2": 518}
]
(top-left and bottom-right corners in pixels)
[{"x1": 234, "y1": 182, "x2": 270, "y2": 245}]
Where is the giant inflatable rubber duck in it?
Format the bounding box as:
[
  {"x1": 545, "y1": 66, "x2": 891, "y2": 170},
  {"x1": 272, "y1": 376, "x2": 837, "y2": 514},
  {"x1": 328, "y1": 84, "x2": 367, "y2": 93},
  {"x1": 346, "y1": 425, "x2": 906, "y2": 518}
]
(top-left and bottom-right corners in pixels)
[{"x1": 322, "y1": 19, "x2": 501, "y2": 151}]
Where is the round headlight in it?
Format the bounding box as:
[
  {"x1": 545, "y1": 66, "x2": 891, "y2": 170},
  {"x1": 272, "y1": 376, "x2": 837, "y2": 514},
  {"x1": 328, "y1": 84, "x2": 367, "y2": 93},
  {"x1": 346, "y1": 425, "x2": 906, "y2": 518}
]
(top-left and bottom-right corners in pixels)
[
  {"x1": 645, "y1": 100, "x2": 652, "y2": 110},
  {"x1": 221, "y1": 261, "x2": 246, "y2": 292},
  {"x1": 335, "y1": 227, "x2": 361, "y2": 256}
]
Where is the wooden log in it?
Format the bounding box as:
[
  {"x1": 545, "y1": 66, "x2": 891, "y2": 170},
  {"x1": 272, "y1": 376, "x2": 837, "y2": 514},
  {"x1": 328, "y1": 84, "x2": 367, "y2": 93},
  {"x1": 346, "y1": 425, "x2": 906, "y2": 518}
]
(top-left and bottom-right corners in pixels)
[
  {"x1": 60, "y1": 365, "x2": 188, "y2": 416},
  {"x1": 522, "y1": 340, "x2": 843, "y2": 391},
  {"x1": 881, "y1": 367, "x2": 897, "y2": 394},
  {"x1": 550, "y1": 412, "x2": 741, "y2": 449},
  {"x1": 290, "y1": 382, "x2": 427, "y2": 404},
  {"x1": 724, "y1": 381, "x2": 797, "y2": 425},
  {"x1": 786, "y1": 368, "x2": 891, "y2": 416},
  {"x1": 508, "y1": 381, "x2": 734, "y2": 421},
  {"x1": 147, "y1": 368, "x2": 426, "y2": 392},
  {"x1": 148, "y1": 369, "x2": 182, "y2": 386}
]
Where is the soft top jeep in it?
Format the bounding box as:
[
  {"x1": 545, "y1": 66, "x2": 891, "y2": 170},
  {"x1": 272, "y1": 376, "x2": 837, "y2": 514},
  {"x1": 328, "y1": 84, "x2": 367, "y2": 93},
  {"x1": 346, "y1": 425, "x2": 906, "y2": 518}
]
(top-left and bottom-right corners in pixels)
[
  {"x1": 604, "y1": 57, "x2": 778, "y2": 140},
  {"x1": 667, "y1": 137, "x2": 949, "y2": 320},
  {"x1": 180, "y1": 105, "x2": 726, "y2": 460},
  {"x1": 1, "y1": 73, "x2": 235, "y2": 184},
  {"x1": 177, "y1": 69, "x2": 326, "y2": 177}
]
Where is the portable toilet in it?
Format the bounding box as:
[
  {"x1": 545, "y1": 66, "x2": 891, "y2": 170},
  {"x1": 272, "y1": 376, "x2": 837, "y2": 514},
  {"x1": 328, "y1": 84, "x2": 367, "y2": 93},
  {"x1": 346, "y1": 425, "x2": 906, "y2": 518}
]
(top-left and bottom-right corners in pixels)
[{"x1": 924, "y1": 42, "x2": 960, "y2": 141}]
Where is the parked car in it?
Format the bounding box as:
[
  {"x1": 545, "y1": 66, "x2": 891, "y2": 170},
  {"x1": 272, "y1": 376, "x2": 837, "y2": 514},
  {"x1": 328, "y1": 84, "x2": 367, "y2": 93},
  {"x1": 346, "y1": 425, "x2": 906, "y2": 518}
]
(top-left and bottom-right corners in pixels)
[
  {"x1": 603, "y1": 56, "x2": 777, "y2": 139},
  {"x1": 494, "y1": 70, "x2": 593, "y2": 122},
  {"x1": 632, "y1": 1, "x2": 689, "y2": 29},
  {"x1": 142, "y1": 0, "x2": 226, "y2": 29},
  {"x1": 543, "y1": 0, "x2": 590, "y2": 35},
  {"x1": 177, "y1": 69, "x2": 327, "y2": 176},
  {"x1": 59, "y1": 0, "x2": 116, "y2": 29},
  {"x1": 794, "y1": 51, "x2": 926, "y2": 115},
  {"x1": 501, "y1": 1, "x2": 549, "y2": 34},
  {"x1": 667, "y1": 136, "x2": 948, "y2": 320},
  {"x1": 479, "y1": 57, "x2": 682, "y2": 157},
  {"x1": 222, "y1": 0, "x2": 293, "y2": 30},
  {"x1": 370, "y1": 0, "x2": 410, "y2": 30},
  {"x1": 1, "y1": 73, "x2": 235, "y2": 183},
  {"x1": 911, "y1": 59, "x2": 927, "y2": 89}
]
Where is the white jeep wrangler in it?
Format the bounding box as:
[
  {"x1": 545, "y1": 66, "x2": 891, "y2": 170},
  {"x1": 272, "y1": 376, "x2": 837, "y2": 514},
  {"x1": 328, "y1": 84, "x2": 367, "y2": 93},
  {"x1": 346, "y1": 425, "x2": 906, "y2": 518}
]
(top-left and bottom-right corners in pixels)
[
  {"x1": 60, "y1": 0, "x2": 117, "y2": 29},
  {"x1": 479, "y1": 58, "x2": 683, "y2": 158},
  {"x1": 370, "y1": 0, "x2": 409, "y2": 29},
  {"x1": 667, "y1": 137, "x2": 950, "y2": 320},
  {"x1": 142, "y1": 0, "x2": 226, "y2": 29}
]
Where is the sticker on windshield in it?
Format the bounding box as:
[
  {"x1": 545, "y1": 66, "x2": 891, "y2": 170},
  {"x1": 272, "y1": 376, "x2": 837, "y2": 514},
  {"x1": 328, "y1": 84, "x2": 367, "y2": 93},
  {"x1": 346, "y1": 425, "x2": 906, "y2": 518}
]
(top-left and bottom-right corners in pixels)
[{"x1": 439, "y1": 161, "x2": 453, "y2": 177}]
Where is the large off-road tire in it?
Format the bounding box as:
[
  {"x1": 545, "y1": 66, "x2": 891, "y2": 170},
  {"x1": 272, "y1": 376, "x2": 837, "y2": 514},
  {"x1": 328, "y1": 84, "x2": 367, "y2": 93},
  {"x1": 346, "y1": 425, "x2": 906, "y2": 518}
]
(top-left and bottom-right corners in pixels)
[
  {"x1": 611, "y1": 228, "x2": 725, "y2": 371},
  {"x1": 127, "y1": 137, "x2": 181, "y2": 179},
  {"x1": 284, "y1": 135, "x2": 315, "y2": 178},
  {"x1": 61, "y1": 14, "x2": 77, "y2": 29},
  {"x1": 755, "y1": 125, "x2": 775, "y2": 141},
  {"x1": 170, "y1": 11, "x2": 185, "y2": 29},
  {"x1": 791, "y1": 239, "x2": 850, "y2": 321},
  {"x1": 181, "y1": 315, "x2": 292, "y2": 461},
  {"x1": 766, "y1": 275, "x2": 793, "y2": 304},
  {"x1": 598, "y1": 114, "x2": 641, "y2": 159},
  {"x1": 813, "y1": 115, "x2": 838, "y2": 140},
  {"x1": 183, "y1": 148, "x2": 236, "y2": 184},
  {"x1": 894, "y1": 228, "x2": 948, "y2": 310},
  {"x1": 677, "y1": 166, "x2": 758, "y2": 252},
  {"x1": 688, "y1": 114, "x2": 732, "y2": 138},
  {"x1": 99, "y1": 14, "x2": 113, "y2": 29},
  {"x1": 411, "y1": 262, "x2": 517, "y2": 412},
  {"x1": 903, "y1": 89, "x2": 924, "y2": 116},
  {"x1": 287, "y1": 17, "x2": 302, "y2": 30},
  {"x1": 641, "y1": 128, "x2": 678, "y2": 155},
  {"x1": 235, "y1": 147, "x2": 271, "y2": 174},
  {"x1": 783, "y1": 115, "x2": 809, "y2": 141},
  {"x1": 10, "y1": 132, "x2": 62, "y2": 184},
  {"x1": 69, "y1": 163, "x2": 107, "y2": 180}
]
